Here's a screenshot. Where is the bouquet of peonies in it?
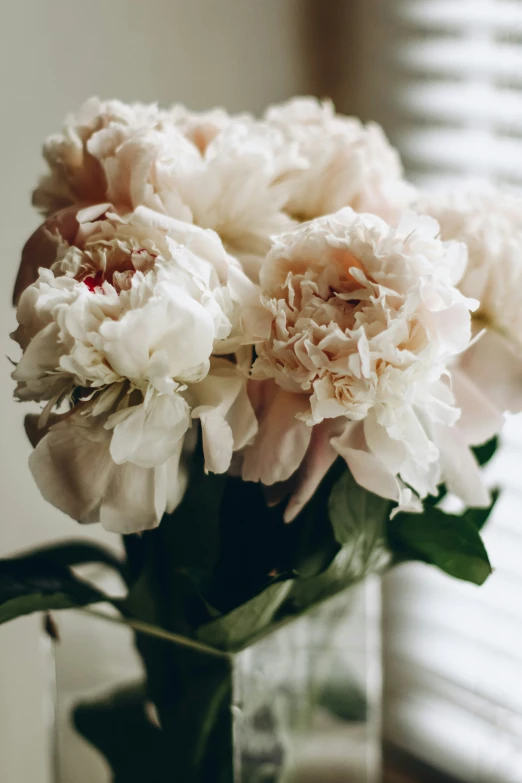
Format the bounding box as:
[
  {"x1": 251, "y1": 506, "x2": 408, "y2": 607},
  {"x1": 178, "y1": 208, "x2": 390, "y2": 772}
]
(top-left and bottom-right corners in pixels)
[{"x1": 3, "y1": 96, "x2": 521, "y2": 781}]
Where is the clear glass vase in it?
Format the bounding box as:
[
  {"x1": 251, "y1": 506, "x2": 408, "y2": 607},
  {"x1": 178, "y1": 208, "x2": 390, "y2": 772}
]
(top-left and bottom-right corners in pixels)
[{"x1": 51, "y1": 576, "x2": 382, "y2": 783}]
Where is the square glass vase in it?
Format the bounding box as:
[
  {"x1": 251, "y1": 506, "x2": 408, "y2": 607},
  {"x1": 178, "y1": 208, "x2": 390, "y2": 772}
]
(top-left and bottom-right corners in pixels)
[{"x1": 50, "y1": 576, "x2": 382, "y2": 783}]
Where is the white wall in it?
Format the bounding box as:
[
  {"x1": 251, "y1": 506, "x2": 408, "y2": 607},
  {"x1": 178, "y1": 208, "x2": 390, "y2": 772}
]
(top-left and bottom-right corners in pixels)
[{"x1": 0, "y1": 2, "x2": 304, "y2": 780}]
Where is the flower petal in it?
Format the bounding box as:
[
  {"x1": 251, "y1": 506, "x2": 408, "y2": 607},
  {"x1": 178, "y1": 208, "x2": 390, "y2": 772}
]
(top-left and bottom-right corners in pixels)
[
  {"x1": 108, "y1": 393, "x2": 190, "y2": 469},
  {"x1": 28, "y1": 410, "x2": 115, "y2": 523},
  {"x1": 191, "y1": 359, "x2": 258, "y2": 474},
  {"x1": 242, "y1": 386, "x2": 312, "y2": 485},
  {"x1": 284, "y1": 420, "x2": 338, "y2": 523},
  {"x1": 460, "y1": 329, "x2": 522, "y2": 414},
  {"x1": 99, "y1": 461, "x2": 160, "y2": 534},
  {"x1": 198, "y1": 410, "x2": 235, "y2": 475},
  {"x1": 225, "y1": 383, "x2": 258, "y2": 452},
  {"x1": 13, "y1": 206, "x2": 81, "y2": 305},
  {"x1": 433, "y1": 423, "x2": 490, "y2": 508},
  {"x1": 164, "y1": 436, "x2": 193, "y2": 514},
  {"x1": 451, "y1": 367, "x2": 504, "y2": 446},
  {"x1": 363, "y1": 412, "x2": 408, "y2": 475},
  {"x1": 332, "y1": 426, "x2": 402, "y2": 503}
]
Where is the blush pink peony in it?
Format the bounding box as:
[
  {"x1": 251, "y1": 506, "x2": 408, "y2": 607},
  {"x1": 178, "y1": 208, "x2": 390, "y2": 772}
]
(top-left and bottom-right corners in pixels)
[
  {"x1": 243, "y1": 207, "x2": 492, "y2": 516},
  {"x1": 418, "y1": 183, "x2": 522, "y2": 420}
]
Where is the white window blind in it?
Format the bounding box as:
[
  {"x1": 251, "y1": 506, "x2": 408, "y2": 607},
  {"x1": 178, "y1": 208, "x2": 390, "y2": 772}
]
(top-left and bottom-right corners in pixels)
[
  {"x1": 384, "y1": 427, "x2": 522, "y2": 782},
  {"x1": 384, "y1": 0, "x2": 522, "y2": 188},
  {"x1": 370, "y1": 1, "x2": 522, "y2": 780}
]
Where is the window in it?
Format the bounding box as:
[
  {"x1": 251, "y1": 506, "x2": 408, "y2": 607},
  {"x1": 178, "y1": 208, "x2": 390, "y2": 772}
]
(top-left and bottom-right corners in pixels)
[
  {"x1": 389, "y1": 0, "x2": 522, "y2": 188},
  {"x1": 359, "y1": 1, "x2": 522, "y2": 780}
]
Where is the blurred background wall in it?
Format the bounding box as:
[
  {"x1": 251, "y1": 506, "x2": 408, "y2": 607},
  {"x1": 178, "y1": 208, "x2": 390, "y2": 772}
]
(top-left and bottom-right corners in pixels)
[{"x1": 0, "y1": 2, "x2": 306, "y2": 780}]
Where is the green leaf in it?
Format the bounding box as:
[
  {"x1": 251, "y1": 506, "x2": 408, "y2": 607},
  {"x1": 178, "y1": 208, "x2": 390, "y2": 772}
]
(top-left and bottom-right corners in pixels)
[
  {"x1": 74, "y1": 683, "x2": 169, "y2": 783},
  {"x1": 388, "y1": 507, "x2": 493, "y2": 585},
  {"x1": 160, "y1": 469, "x2": 227, "y2": 575},
  {"x1": 121, "y1": 463, "x2": 227, "y2": 635},
  {"x1": 283, "y1": 540, "x2": 386, "y2": 614},
  {"x1": 197, "y1": 580, "x2": 294, "y2": 651},
  {"x1": 328, "y1": 469, "x2": 391, "y2": 555},
  {"x1": 464, "y1": 489, "x2": 499, "y2": 532},
  {"x1": 269, "y1": 470, "x2": 391, "y2": 617},
  {"x1": 424, "y1": 483, "x2": 447, "y2": 508},
  {"x1": 473, "y1": 436, "x2": 499, "y2": 467},
  {"x1": 124, "y1": 558, "x2": 216, "y2": 637},
  {"x1": 25, "y1": 540, "x2": 128, "y2": 580},
  {"x1": 0, "y1": 555, "x2": 109, "y2": 625},
  {"x1": 123, "y1": 554, "x2": 167, "y2": 629},
  {"x1": 131, "y1": 467, "x2": 227, "y2": 630}
]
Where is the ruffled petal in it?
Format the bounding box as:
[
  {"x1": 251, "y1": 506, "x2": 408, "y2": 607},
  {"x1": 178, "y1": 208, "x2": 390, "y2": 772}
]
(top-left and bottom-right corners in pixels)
[
  {"x1": 242, "y1": 386, "x2": 312, "y2": 485},
  {"x1": 364, "y1": 411, "x2": 439, "y2": 498},
  {"x1": 363, "y1": 413, "x2": 408, "y2": 475},
  {"x1": 331, "y1": 422, "x2": 403, "y2": 502}
]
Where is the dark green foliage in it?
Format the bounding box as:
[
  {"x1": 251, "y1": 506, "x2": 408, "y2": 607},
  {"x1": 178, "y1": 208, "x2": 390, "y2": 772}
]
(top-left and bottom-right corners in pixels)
[
  {"x1": 473, "y1": 436, "x2": 499, "y2": 467},
  {"x1": 74, "y1": 684, "x2": 169, "y2": 783},
  {"x1": 387, "y1": 503, "x2": 494, "y2": 585},
  {"x1": 0, "y1": 553, "x2": 109, "y2": 624},
  {"x1": 0, "y1": 449, "x2": 500, "y2": 783}
]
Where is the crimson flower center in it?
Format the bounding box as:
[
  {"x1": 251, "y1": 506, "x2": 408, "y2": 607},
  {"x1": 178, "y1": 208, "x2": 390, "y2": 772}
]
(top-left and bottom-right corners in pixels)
[
  {"x1": 83, "y1": 271, "x2": 104, "y2": 292},
  {"x1": 80, "y1": 248, "x2": 157, "y2": 293}
]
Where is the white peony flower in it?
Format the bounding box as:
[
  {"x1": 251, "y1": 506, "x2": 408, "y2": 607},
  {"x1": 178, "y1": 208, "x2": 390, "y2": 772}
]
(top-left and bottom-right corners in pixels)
[
  {"x1": 32, "y1": 98, "x2": 304, "y2": 281},
  {"x1": 12, "y1": 205, "x2": 258, "y2": 532},
  {"x1": 99, "y1": 119, "x2": 304, "y2": 280},
  {"x1": 417, "y1": 183, "x2": 522, "y2": 416},
  {"x1": 162, "y1": 120, "x2": 303, "y2": 265},
  {"x1": 243, "y1": 208, "x2": 489, "y2": 515},
  {"x1": 33, "y1": 97, "x2": 171, "y2": 216},
  {"x1": 32, "y1": 96, "x2": 414, "y2": 284},
  {"x1": 264, "y1": 97, "x2": 415, "y2": 223}
]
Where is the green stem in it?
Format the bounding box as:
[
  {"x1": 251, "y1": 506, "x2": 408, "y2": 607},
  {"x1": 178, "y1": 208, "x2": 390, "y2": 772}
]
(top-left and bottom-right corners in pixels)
[{"x1": 80, "y1": 607, "x2": 231, "y2": 660}]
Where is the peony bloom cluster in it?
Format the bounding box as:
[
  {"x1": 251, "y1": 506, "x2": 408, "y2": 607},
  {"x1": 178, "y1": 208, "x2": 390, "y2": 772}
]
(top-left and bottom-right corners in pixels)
[
  {"x1": 31, "y1": 97, "x2": 301, "y2": 281},
  {"x1": 12, "y1": 204, "x2": 257, "y2": 532},
  {"x1": 417, "y1": 184, "x2": 522, "y2": 421},
  {"x1": 13, "y1": 96, "x2": 517, "y2": 535},
  {"x1": 242, "y1": 208, "x2": 490, "y2": 517},
  {"x1": 31, "y1": 96, "x2": 413, "y2": 282}
]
